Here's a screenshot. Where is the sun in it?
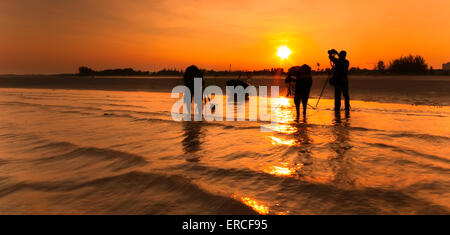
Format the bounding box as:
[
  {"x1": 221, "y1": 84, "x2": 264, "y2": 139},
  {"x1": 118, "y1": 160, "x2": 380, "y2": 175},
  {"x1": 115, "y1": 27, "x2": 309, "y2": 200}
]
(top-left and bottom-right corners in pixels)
[{"x1": 277, "y1": 45, "x2": 292, "y2": 60}]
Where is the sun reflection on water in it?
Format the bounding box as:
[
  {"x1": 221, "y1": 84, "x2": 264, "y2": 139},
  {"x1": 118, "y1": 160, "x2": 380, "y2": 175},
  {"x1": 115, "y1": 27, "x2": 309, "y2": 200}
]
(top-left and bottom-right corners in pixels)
[
  {"x1": 264, "y1": 123, "x2": 297, "y2": 134},
  {"x1": 263, "y1": 163, "x2": 303, "y2": 177},
  {"x1": 277, "y1": 96, "x2": 292, "y2": 108},
  {"x1": 260, "y1": 96, "x2": 298, "y2": 133},
  {"x1": 265, "y1": 166, "x2": 294, "y2": 176},
  {"x1": 240, "y1": 197, "x2": 270, "y2": 215},
  {"x1": 269, "y1": 136, "x2": 295, "y2": 146}
]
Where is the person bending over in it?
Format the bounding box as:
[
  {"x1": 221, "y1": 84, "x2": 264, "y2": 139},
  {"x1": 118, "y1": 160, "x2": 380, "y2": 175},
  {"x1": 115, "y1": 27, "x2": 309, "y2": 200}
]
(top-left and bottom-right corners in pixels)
[{"x1": 286, "y1": 65, "x2": 313, "y2": 120}]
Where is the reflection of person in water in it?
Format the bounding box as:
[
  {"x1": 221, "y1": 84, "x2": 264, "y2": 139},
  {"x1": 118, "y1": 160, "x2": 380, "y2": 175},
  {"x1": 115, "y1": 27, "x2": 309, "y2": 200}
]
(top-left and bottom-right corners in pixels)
[
  {"x1": 293, "y1": 123, "x2": 311, "y2": 146},
  {"x1": 331, "y1": 111, "x2": 351, "y2": 157},
  {"x1": 291, "y1": 122, "x2": 313, "y2": 177},
  {"x1": 330, "y1": 111, "x2": 354, "y2": 188},
  {"x1": 182, "y1": 121, "x2": 204, "y2": 162}
]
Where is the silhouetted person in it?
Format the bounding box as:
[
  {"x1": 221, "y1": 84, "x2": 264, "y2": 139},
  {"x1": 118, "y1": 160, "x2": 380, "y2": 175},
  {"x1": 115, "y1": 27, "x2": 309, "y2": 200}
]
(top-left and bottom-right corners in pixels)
[
  {"x1": 183, "y1": 65, "x2": 214, "y2": 117},
  {"x1": 286, "y1": 65, "x2": 313, "y2": 120},
  {"x1": 183, "y1": 65, "x2": 205, "y2": 120},
  {"x1": 328, "y1": 49, "x2": 350, "y2": 111},
  {"x1": 183, "y1": 65, "x2": 204, "y2": 101}
]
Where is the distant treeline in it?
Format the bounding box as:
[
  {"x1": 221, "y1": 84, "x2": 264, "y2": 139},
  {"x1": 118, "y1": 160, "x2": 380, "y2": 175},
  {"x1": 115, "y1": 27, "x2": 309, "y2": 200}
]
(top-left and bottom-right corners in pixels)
[
  {"x1": 78, "y1": 66, "x2": 286, "y2": 76},
  {"x1": 339, "y1": 54, "x2": 448, "y2": 75},
  {"x1": 370, "y1": 54, "x2": 438, "y2": 75},
  {"x1": 78, "y1": 67, "x2": 150, "y2": 76},
  {"x1": 78, "y1": 55, "x2": 449, "y2": 76},
  {"x1": 150, "y1": 68, "x2": 286, "y2": 76}
]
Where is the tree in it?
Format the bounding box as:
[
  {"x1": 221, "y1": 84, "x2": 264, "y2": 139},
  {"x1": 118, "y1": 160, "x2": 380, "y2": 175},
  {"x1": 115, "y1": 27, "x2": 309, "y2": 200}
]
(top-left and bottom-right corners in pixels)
[
  {"x1": 376, "y1": 60, "x2": 386, "y2": 71},
  {"x1": 78, "y1": 66, "x2": 95, "y2": 76},
  {"x1": 388, "y1": 55, "x2": 428, "y2": 74}
]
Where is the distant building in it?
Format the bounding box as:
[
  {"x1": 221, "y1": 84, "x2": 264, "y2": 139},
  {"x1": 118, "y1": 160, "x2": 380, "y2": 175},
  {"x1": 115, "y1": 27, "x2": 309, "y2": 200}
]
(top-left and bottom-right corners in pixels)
[{"x1": 443, "y1": 62, "x2": 450, "y2": 70}]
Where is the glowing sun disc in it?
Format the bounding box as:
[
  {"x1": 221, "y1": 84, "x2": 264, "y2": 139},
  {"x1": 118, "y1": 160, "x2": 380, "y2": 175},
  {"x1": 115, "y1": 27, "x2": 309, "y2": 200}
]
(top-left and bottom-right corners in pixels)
[{"x1": 277, "y1": 45, "x2": 292, "y2": 60}]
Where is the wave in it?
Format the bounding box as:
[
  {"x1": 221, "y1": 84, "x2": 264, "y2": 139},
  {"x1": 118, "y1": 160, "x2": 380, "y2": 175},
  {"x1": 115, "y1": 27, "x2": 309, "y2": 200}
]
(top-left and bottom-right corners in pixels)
[
  {"x1": 84, "y1": 103, "x2": 148, "y2": 109},
  {"x1": 367, "y1": 142, "x2": 450, "y2": 165},
  {"x1": 3, "y1": 99, "x2": 449, "y2": 145},
  {"x1": 382, "y1": 132, "x2": 450, "y2": 142},
  {"x1": 3, "y1": 100, "x2": 449, "y2": 140},
  {"x1": 0, "y1": 171, "x2": 258, "y2": 214},
  {"x1": 32, "y1": 143, "x2": 149, "y2": 172},
  {"x1": 0, "y1": 100, "x2": 170, "y2": 120},
  {"x1": 29, "y1": 140, "x2": 78, "y2": 151},
  {"x1": 170, "y1": 162, "x2": 450, "y2": 214},
  {"x1": 393, "y1": 159, "x2": 450, "y2": 173},
  {"x1": 0, "y1": 159, "x2": 8, "y2": 166},
  {"x1": 0, "y1": 101, "x2": 102, "y2": 112}
]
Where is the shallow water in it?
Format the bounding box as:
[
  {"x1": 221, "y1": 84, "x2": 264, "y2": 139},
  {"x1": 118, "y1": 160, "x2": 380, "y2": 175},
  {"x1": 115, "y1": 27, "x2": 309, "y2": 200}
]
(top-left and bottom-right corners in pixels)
[{"x1": 0, "y1": 88, "x2": 449, "y2": 214}]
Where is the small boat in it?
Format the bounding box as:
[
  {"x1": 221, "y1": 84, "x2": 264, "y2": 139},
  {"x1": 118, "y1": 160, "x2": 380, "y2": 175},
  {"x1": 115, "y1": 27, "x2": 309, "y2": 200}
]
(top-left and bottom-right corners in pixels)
[
  {"x1": 226, "y1": 79, "x2": 250, "y2": 88},
  {"x1": 225, "y1": 79, "x2": 251, "y2": 100}
]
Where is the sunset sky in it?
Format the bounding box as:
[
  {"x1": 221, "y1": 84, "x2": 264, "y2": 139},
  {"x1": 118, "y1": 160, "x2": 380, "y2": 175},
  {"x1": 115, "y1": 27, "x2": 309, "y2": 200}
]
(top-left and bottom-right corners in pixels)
[{"x1": 1, "y1": 0, "x2": 449, "y2": 74}]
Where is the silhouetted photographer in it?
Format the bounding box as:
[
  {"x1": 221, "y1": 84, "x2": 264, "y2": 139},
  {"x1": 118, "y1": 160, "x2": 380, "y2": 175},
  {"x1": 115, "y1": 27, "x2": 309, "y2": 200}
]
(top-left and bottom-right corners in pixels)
[
  {"x1": 328, "y1": 49, "x2": 350, "y2": 111},
  {"x1": 286, "y1": 64, "x2": 312, "y2": 120}
]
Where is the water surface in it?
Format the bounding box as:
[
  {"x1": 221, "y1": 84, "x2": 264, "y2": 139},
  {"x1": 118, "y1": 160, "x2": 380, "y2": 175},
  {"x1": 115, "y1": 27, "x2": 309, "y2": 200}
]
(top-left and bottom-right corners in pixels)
[{"x1": 0, "y1": 88, "x2": 449, "y2": 214}]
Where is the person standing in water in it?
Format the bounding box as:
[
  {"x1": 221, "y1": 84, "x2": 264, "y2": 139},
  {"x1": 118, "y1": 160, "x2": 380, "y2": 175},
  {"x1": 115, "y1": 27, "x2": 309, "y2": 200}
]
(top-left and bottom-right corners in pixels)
[
  {"x1": 183, "y1": 65, "x2": 204, "y2": 101},
  {"x1": 183, "y1": 65, "x2": 214, "y2": 119},
  {"x1": 328, "y1": 49, "x2": 350, "y2": 111},
  {"x1": 183, "y1": 65, "x2": 204, "y2": 119},
  {"x1": 286, "y1": 64, "x2": 313, "y2": 120}
]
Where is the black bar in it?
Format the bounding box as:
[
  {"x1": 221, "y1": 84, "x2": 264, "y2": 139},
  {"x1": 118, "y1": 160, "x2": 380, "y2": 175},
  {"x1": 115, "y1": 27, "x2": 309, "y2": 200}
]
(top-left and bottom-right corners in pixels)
[{"x1": 1, "y1": 215, "x2": 446, "y2": 233}]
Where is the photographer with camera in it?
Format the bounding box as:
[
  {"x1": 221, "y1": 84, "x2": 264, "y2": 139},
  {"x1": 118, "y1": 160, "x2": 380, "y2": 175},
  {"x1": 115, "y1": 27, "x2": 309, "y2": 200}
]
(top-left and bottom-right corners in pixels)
[{"x1": 328, "y1": 49, "x2": 350, "y2": 111}]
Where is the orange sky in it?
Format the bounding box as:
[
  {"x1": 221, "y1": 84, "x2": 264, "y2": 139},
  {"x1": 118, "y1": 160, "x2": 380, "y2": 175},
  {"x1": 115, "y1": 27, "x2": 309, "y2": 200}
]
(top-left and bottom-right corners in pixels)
[{"x1": 1, "y1": 0, "x2": 450, "y2": 74}]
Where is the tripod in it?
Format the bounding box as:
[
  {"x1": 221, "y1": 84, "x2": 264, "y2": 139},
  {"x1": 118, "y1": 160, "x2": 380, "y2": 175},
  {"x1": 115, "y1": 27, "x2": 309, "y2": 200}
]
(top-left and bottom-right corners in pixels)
[{"x1": 315, "y1": 61, "x2": 335, "y2": 109}]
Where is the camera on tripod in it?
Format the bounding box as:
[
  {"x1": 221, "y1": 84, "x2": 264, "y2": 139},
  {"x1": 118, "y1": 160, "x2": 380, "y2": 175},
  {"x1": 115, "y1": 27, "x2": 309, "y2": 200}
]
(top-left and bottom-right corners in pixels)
[{"x1": 328, "y1": 49, "x2": 338, "y2": 56}]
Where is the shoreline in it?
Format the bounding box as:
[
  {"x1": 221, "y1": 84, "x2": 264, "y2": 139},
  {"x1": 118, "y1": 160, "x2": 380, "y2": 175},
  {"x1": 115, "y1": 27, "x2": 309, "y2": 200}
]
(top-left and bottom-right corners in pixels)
[{"x1": 1, "y1": 75, "x2": 449, "y2": 106}]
